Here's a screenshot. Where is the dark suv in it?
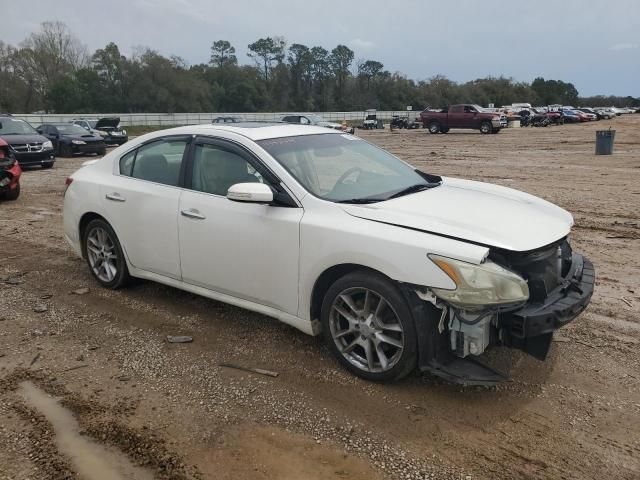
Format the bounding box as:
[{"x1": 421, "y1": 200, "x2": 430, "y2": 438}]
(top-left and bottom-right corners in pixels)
[{"x1": 0, "y1": 114, "x2": 55, "y2": 169}]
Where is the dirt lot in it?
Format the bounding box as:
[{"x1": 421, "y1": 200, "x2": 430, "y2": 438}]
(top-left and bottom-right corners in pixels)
[{"x1": 1, "y1": 116, "x2": 639, "y2": 480}]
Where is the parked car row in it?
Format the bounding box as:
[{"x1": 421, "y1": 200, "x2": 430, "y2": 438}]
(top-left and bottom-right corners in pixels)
[
  {"x1": 0, "y1": 115, "x2": 130, "y2": 203},
  {"x1": 0, "y1": 115, "x2": 129, "y2": 172}
]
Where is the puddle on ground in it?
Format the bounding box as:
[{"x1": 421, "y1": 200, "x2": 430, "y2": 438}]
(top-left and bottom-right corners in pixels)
[{"x1": 19, "y1": 381, "x2": 154, "y2": 480}]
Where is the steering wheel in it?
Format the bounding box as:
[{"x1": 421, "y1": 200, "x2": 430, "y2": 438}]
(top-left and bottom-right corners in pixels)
[{"x1": 336, "y1": 167, "x2": 363, "y2": 185}]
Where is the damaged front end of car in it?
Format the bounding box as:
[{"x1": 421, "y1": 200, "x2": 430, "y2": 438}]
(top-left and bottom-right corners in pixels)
[
  {"x1": 406, "y1": 238, "x2": 595, "y2": 385},
  {"x1": 0, "y1": 140, "x2": 21, "y2": 198}
]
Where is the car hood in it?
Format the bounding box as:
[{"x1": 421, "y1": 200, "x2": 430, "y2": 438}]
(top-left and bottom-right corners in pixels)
[
  {"x1": 340, "y1": 177, "x2": 573, "y2": 252},
  {"x1": 0, "y1": 134, "x2": 50, "y2": 145},
  {"x1": 95, "y1": 117, "x2": 121, "y2": 129}
]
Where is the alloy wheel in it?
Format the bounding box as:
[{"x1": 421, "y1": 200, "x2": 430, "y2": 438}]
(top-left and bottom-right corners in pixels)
[
  {"x1": 86, "y1": 227, "x2": 118, "y2": 283},
  {"x1": 329, "y1": 287, "x2": 404, "y2": 373}
]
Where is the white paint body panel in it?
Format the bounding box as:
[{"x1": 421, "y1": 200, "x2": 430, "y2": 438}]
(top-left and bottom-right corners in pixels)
[
  {"x1": 342, "y1": 177, "x2": 573, "y2": 252},
  {"x1": 178, "y1": 189, "x2": 303, "y2": 315},
  {"x1": 63, "y1": 124, "x2": 573, "y2": 337}
]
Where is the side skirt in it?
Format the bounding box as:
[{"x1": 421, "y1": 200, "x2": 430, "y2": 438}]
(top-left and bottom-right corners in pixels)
[{"x1": 129, "y1": 267, "x2": 320, "y2": 336}]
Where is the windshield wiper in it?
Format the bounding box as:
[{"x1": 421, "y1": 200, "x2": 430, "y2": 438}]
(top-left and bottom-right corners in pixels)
[
  {"x1": 386, "y1": 183, "x2": 438, "y2": 200},
  {"x1": 336, "y1": 198, "x2": 383, "y2": 204}
]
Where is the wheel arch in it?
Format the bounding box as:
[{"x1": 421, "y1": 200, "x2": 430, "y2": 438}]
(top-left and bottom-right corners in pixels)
[
  {"x1": 310, "y1": 263, "x2": 395, "y2": 327},
  {"x1": 78, "y1": 212, "x2": 127, "y2": 262}
]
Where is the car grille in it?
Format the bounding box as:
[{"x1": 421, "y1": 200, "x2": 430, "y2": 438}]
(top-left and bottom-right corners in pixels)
[
  {"x1": 11, "y1": 142, "x2": 44, "y2": 153},
  {"x1": 491, "y1": 239, "x2": 571, "y2": 302}
]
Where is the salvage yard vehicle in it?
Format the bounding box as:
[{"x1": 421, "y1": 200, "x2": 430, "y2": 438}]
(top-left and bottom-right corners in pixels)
[
  {"x1": 0, "y1": 115, "x2": 55, "y2": 169},
  {"x1": 37, "y1": 123, "x2": 106, "y2": 157},
  {"x1": 419, "y1": 104, "x2": 507, "y2": 134},
  {"x1": 0, "y1": 137, "x2": 21, "y2": 200},
  {"x1": 212, "y1": 116, "x2": 244, "y2": 124},
  {"x1": 390, "y1": 115, "x2": 420, "y2": 130},
  {"x1": 63, "y1": 123, "x2": 595, "y2": 384},
  {"x1": 73, "y1": 117, "x2": 129, "y2": 146},
  {"x1": 281, "y1": 114, "x2": 355, "y2": 134},
  {"x1": 362, "y1": 109, "x2": 379, "y2": 130}
]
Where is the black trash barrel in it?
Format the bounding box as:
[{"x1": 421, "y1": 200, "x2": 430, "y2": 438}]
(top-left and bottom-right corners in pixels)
[{"x1": 595, "y1": 130, "x2": 615, "y2": 155}]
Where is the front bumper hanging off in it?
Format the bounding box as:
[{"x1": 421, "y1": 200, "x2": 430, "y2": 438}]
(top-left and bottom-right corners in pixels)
[
  {"x1": 407, "y1": 253, "x2": 595, "y2": 386},
  {"x1": 500, "y1": 254, "x2": 595, "y2": 360}
]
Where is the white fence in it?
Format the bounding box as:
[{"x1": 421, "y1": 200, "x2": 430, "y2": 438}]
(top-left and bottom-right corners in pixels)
[{"x1": 14, "y1": 111, "x2": 420, "y2": 127}]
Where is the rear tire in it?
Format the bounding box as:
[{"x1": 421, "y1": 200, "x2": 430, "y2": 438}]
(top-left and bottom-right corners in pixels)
[
  {"x1": 82, "y1": 219, "x2": 130, "y2": 289},
  {"x1": 480, "y1": 121, "x2": 492, "y2": 134},
  {"x1": 3, "y1": 183, "x2": 20, "y2": 201},
  {"x1": 428, "y1": 122, "x2": 441, "y2": 134},
  {"x1": 321, "y1": 271, "x2": 417, "y2": 382},
  {"x1": 42, "y1": 162, "x2": 54, "y2": 169},
  {"x1": 440, "y1": 127, "x2": 450, "y2": 133},
  {"x1": 98, "y1": 147, "x2": 106, "y2": 156}
]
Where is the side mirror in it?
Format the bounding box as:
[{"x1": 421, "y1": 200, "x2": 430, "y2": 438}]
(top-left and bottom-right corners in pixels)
[{"x1": 227, "y1": 183, "x2": 273, "y2": 204}]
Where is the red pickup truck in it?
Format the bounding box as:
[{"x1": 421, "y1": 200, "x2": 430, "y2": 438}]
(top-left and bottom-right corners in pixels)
[{"x1": 419, "y1": 104, "x2": 507, "y2": 134}]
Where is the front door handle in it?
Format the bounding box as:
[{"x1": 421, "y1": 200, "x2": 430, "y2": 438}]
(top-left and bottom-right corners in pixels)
[
  {"x1": 180, "y1": 208, "x2": 206, "y2": 220},
  {"x1": 105, "y1": 192, "x2": 126, "y2": 202}
]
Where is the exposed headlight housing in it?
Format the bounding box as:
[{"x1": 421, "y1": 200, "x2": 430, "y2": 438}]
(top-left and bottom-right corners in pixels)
[
  {"x1": 122, "y1": 129, "x2": 127, "y2": 135},
  {"x1": 71, "y1": 140, "x2": 86, "y2": 145},
  {"x1": 429, "y1": 255, "x2": 529, "y2": 310},
  {"x1": 42, "y1": 140, "x2": 53, "y2": 150}
]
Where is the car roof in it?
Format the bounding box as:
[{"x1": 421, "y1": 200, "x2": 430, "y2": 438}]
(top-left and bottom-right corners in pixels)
[{"x1": 149, "y1": 123, "x2": 341, "y2": 141}]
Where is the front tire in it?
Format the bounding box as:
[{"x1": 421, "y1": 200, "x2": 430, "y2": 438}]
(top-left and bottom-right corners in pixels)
[
  {"x1": 440, "y1": 127, "x2": 450, "y2": 133},
  {"x1": 83, "y1": 219, "x2": 130, "y2": 289},
  {"x1": 321, "y1": 271, "x2": 417, "y2": 382},
  {"x1": 59, "y1": 144, "x2": 73, "y2": 157},
  {"x1": 480, "y1": 121, "x2": 492, "y2": 134},
  {"x1": 428, "y1": 122, "x2": 441, "y2": 134}
]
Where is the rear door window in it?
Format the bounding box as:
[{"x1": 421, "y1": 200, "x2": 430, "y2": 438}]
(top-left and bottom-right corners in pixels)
[{"x1": 119, "y1": 138, "x2": 189, "y2": 186}]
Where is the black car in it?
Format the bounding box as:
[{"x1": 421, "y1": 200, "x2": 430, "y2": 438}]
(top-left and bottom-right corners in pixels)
[
  {"x1": 73, "y1": 117, "x2": 128, "y2": 146},
  {"x1": 0, "y1": 114, "x2": 55, "y2": 169},
  {"x1": 37, "y1": 123, "x2": 106, "y2": 157}
]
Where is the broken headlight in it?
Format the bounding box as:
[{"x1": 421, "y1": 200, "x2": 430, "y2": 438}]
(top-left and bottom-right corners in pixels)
[{"x1": 429, "y1": 254, "x2": 529, "y2": 310}]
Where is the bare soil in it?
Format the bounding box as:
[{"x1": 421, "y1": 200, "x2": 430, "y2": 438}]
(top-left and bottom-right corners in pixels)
[{"x1": 1, "y1": 116, "x2": 639, "y2": 480}]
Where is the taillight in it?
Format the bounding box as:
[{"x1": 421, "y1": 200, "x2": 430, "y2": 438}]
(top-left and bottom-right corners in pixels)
[{"x1": 64, "y1": 177, "x2": 73, "y2": 196}]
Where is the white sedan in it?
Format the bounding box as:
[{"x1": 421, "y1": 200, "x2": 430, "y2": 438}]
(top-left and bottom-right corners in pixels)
[{"x1": 63, "y1": 123, "x2": 594, "y2": 383}]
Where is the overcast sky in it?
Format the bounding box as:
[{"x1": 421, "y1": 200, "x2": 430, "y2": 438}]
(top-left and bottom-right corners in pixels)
[{"x1": 3, "y1": 0, "x2": 639, "y2": 97}]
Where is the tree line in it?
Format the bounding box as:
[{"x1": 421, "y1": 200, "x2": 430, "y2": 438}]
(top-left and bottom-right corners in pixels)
[{"x1": 1, "y1": 21, "x2": 638, "y2": 114}]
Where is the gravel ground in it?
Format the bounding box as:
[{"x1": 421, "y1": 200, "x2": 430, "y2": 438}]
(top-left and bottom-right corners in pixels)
[{"x1": 1, "y1": 116, "x2": 639, "y2": 479}]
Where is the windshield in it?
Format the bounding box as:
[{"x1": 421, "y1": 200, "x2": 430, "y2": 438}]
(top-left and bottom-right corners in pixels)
[
  {"x1": 306, "y1": 114, "x2": 326, "y2": 124},
  {"x1": 259, "y1": 133, "x2": 438, "y2": 202},
  {"x1": 56, "y1": 124, "x2": 92, "y2": 135},
  {"x1": 0, "y1": 118, "x2": 38, "y2": 135}
]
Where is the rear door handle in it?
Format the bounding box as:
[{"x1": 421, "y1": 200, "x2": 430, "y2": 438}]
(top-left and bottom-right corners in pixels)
[
  {"x1": 180, "y1": 208, "x2": 206, "y2": 220},
  {"x1": 105, "y1": 192, "x2": 126, "y2": 202}
]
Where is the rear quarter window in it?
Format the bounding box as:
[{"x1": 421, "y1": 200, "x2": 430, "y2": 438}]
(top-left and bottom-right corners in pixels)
[{"x1": 119, "y1": 150, "x2": 135, "y2": 176}]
